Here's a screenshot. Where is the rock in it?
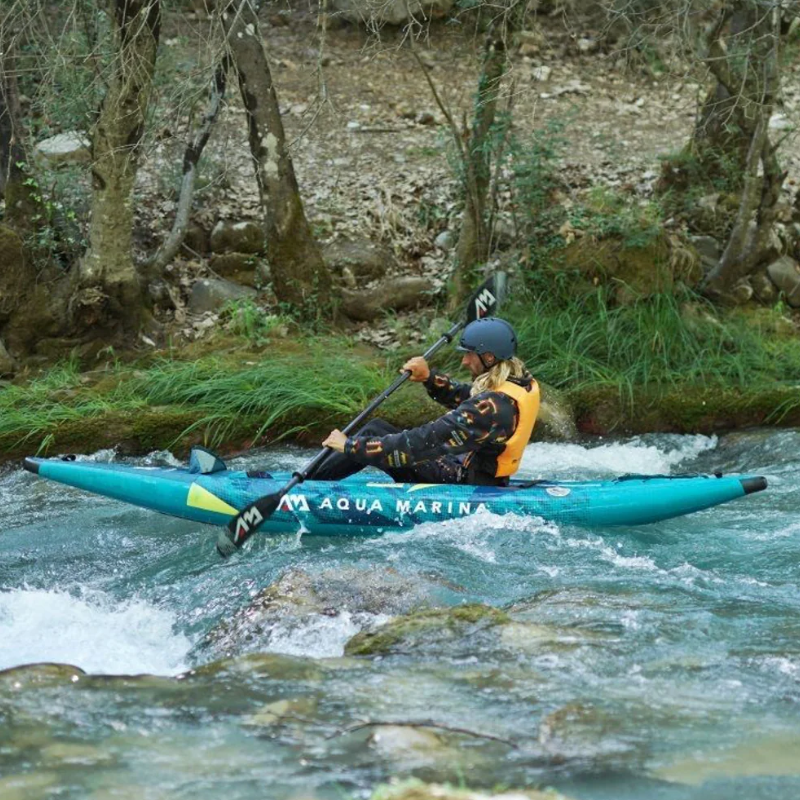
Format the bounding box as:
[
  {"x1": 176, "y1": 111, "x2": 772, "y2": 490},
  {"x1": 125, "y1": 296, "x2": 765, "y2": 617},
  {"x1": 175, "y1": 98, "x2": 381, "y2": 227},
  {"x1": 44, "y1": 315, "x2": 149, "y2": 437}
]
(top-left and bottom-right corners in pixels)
[
  {"x1": 731, "y1": 279, "x2": 754, "y2": 305},
  {"x1": 750, "y1": 270, "x2": 778, "y2": 304},
  {"x1": 201, "y1": 567, "x2": 439, "y2": 658},
  {"x1": 369, "y1": 778, "x2": 575, "y2": 800},
  {"x1": 769, "y1": 113, "x2": 795, "y2": 131},
  {"x1": 559, "y1": 232, "x2": 701, "y2": 302},
  {"x1": 689, "y1": 235, "x2": 721, "y2": 271},
  {"x1": 209, "y1": 252, "x2": 260, "y2": 287},
  {"x1": 535, "y1": 382, "x2": 577, "y2": 442},
  {"x1": 344, "y1": 604, "x2": 509, "y2": 657},
  {"x1": 0, "y1": 339, "x2": 15, "y2": 376},
  {"x1": 244, "y1": 696, "x2": 318, "y2": 728},
  {"x1": 182, "y1": 221, "x2": 209, "y2": 255},
  {"x1": 766, "y1": 255, "x2": 800, "y2": 307},
  {"x1": 532, "y1": 65, "x2": 552, "y2": 82},
  {"x1": 147, "y1": 280, "x2": 176, "y2": 310},
  {"x1": 368, "y1": 725, "x2": 448, "y2": 765},
  {"x1": 340, "y1": 277, "x2": 435, "y2": 321},
  {"x1": 434, "y1": 230, "x2": 454, "y2": 250},
  {"x1": 329, "y1": 0, "x2": 454, "y2": 26},
  {"x1": 577, "y1": 37, "x2": 597, "y2": 53},
  {"x1": 323, "y1": 238, "x2": 393, "y2": 282},
  {"x1": 34, "y1": 131, "x2": 90, "y2": 166},
  {"x1": 209, "y1": 220, "x2": 265, "y2": 255},
  {"x1": 188, "y1": 278, "x2": 257, "y2": 314}
]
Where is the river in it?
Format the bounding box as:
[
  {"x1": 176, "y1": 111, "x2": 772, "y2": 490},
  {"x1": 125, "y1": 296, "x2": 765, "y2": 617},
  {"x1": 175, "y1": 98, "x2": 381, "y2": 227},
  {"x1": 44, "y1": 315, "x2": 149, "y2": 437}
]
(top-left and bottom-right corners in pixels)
[{"x1": 1, "y1": 430, "x2": 798, "y2": 799}]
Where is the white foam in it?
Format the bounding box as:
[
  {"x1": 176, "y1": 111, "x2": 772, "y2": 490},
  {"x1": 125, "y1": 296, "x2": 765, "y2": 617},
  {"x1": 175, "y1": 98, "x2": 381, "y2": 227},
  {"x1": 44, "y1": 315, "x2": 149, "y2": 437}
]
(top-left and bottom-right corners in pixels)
[
  {"x1": 264, "y1": 611, "x2": 390, "y2": 658},
  {"x1": 0, "y1": 589, "x2": 192, "y2": 676},
  {"x1": 518, "y1": 434, "x2": 717, "y2": 479}
]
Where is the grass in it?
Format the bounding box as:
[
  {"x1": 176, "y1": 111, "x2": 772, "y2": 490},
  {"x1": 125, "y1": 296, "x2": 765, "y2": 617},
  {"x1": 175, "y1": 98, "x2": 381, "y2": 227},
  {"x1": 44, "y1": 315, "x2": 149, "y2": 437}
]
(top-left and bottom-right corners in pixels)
[{"x1": 4, "y1": 288, "x2": 800, "y2": 458}]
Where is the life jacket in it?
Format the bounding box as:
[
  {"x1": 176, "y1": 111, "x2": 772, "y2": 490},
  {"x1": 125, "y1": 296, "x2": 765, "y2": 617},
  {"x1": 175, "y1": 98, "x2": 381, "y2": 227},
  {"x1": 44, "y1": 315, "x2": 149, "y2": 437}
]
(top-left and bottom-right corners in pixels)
[{"x1": 492, "y1": 379, "x2": 540, "y2": 478}]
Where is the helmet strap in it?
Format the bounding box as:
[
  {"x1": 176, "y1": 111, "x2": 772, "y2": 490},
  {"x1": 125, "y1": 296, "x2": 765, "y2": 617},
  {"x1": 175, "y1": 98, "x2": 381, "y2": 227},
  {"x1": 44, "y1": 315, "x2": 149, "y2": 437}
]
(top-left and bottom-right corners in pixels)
[{"x1": 478, "y1": 353, "x2": 495, "y2": 372}]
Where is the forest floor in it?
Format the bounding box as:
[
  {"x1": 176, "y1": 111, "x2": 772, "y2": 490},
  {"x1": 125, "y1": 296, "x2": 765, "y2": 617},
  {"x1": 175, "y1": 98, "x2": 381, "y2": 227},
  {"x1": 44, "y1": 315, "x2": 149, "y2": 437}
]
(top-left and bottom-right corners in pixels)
[{"x1": 134, "y1": 7, "x2": 800, "y2": 349}]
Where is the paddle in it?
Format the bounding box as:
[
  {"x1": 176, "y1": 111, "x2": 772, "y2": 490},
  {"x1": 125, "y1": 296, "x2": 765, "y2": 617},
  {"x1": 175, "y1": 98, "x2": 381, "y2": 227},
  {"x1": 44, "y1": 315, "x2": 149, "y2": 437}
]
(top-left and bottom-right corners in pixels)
[{"x1": 216, "y1": 272, "x2": 507, "y2": 557}]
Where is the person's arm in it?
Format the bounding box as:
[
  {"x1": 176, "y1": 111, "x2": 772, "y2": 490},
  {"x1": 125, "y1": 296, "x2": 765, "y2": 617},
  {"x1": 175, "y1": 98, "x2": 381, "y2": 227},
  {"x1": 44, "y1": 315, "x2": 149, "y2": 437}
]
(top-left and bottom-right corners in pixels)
[
  {"x1": 424, "y1": 368, "x2": 472, "y2": 410},
  {"x1": 336, "y1": 392, "x2": 517, "y2": 470}
]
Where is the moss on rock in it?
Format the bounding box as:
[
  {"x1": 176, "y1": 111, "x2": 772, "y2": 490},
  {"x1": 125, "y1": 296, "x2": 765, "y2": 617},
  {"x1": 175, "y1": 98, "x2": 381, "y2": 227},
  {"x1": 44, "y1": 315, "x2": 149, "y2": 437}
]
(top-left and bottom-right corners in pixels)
[{"x1": 344, "y1": 604, "x2": 510, "y2": 657}]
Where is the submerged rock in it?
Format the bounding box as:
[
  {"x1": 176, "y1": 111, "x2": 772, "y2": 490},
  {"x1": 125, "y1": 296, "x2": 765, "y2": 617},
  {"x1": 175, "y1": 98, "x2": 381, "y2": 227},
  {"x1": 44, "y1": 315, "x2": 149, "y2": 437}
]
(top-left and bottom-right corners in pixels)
[
  {"x1": 653, "y1": 732, "x2": 800, "y2": 784},
  {"x1": 201, "y1": 567, "x2": 441, "y2": 659},
  {"x1": 0, "y1": 662, "x2": 86, "y2": 689},
  {"x1": 344, "y1": 604, "x2": 509, "y2": 657},
  {"x1": 370, "y1": 778, "x2": 574, "y2": 800}
]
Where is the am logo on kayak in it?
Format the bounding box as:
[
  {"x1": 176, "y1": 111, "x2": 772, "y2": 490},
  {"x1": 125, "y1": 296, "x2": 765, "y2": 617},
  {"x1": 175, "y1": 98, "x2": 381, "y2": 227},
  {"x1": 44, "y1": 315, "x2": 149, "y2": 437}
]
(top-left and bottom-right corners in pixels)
[{"x1": 277, "y1": 493, "x2": 489, "y2": 516}]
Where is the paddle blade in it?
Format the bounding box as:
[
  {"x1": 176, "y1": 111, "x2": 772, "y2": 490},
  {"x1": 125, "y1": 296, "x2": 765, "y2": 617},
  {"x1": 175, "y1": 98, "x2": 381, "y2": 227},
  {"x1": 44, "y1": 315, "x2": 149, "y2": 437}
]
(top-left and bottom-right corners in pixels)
[
  {"x1": 465, "y1": 272, "x2": 507, "y2": 323},
  {"x1": 217, "y1": 492, "x2": 282, "y2": 557}
]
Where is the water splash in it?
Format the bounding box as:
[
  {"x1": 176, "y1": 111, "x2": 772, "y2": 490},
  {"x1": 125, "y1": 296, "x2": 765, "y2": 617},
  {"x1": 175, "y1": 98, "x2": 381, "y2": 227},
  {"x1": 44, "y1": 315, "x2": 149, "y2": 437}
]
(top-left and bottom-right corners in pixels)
[
  {"x1": 0, "y1": 589, "x2": 192, "y2": 675},
  {"x1": 519, "y1": 434, "x2": 717, "y2": 479}
]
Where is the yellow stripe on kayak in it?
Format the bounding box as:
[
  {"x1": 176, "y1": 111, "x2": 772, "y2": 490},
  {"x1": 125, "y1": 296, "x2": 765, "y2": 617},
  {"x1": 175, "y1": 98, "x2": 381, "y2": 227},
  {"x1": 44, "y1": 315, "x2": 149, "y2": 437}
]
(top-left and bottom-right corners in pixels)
[{"x1": 187, "y1": 483, "x2": 237, "y2": 515}]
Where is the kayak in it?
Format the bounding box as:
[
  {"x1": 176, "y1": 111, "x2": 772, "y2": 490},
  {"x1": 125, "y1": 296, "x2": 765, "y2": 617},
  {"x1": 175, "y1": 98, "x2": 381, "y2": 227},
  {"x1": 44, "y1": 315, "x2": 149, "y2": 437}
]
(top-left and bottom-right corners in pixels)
[{"x1": 23, "y1": 451, "x2": 767, "y2": 535}]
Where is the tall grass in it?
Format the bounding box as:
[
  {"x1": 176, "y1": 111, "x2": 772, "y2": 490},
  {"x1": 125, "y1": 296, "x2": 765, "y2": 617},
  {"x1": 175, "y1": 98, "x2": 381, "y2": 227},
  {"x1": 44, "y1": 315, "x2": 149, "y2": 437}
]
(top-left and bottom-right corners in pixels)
[
  {"x1": 506, "y1": 286, "x2": 800, "y2": 394},
  {"x1": 4, "y1": 295, "x2": 800, "y2": 451}
]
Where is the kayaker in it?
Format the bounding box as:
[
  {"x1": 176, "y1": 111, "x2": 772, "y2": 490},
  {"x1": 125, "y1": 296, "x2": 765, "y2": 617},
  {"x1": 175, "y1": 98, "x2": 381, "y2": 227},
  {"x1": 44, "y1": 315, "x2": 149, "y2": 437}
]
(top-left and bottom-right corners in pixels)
[{"x1": 318, "y1": 317, "x2": 539, "y2": 486}]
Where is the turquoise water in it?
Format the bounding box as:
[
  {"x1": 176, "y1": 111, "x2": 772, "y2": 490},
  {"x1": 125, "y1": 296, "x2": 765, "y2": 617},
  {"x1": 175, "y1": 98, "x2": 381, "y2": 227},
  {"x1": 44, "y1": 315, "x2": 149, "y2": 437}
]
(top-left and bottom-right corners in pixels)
[{"x1": 1, "y1": 431, "x2": 798, "y2": 799}]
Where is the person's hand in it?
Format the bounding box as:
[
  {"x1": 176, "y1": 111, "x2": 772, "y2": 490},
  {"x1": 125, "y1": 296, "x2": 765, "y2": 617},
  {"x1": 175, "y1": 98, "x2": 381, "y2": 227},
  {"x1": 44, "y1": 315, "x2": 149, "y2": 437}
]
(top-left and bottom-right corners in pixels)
[
  {"x1": 402, "y1": 356, "x2": 430, "y2": 382},
  {"x1": 323, "y1": 429, "x2": 348, "y2": 453}
]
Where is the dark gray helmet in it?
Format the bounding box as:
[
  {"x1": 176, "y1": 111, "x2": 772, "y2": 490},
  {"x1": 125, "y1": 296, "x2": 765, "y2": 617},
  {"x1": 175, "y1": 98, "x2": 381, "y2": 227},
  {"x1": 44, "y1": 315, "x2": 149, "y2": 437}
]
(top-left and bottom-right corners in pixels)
[{"x1": 457, "y1": 317, "x2": 517, "y2": 360}]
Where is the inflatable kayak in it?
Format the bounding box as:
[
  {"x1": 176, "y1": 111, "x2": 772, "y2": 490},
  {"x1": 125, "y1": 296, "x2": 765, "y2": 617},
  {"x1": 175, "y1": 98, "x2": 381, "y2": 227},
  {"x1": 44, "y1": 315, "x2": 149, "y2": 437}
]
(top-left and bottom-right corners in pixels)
[{"x1": 22, "y1": 452, "x2": 767, "y2": 535}]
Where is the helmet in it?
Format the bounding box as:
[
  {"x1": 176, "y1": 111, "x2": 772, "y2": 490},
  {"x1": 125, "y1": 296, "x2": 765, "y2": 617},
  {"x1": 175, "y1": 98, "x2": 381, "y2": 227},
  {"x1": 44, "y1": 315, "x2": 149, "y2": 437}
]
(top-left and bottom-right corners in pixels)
[{"x1": 457, "y1": 317, "x2": 517, "y2": 361}]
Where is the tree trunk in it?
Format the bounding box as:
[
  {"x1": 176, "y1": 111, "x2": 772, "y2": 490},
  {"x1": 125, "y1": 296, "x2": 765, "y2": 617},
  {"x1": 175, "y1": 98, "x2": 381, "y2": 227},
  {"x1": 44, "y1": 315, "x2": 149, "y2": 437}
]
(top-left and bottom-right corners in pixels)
[
  {"x1": 454, "y1": 29, "x2": 507, "y2": 283},
  {"x1": 699, "y1": 1, "x2": 784, "y2": 298},
  {"x1": 74, "y1": 0, "x2": 160, "y2": 334},
  {"x1": 452, "y1": 1, "x2": 526, "y2": 305},
  {"x1": 689, "y1": 5, "x2": 755, "y2": 186},
  {"x1": 0, "y1": 36, "x2": 38, "y2": 230},
  {"x1": 221, "y1": 0, "x2": 330, "y2": 314},
  {"x1": 145, "y1": 57, "x2": 229, "y2": 277}
]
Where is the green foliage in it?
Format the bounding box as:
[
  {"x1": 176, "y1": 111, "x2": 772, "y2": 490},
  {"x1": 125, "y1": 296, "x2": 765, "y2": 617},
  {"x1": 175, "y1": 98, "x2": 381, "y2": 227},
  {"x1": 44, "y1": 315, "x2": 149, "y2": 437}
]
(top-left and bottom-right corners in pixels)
[
  {"x1": 16, "y1": 162, "x2": 87, "y2": 266},
  {"x1": 219, "y1": 300, "x2": 292, "y2": 344},
  {"x1": 566, "y1": 187, "x2": 663, "y2": 249},
  {"x1": 506, "y1": 285, "x2": 800, "y2": 399}
]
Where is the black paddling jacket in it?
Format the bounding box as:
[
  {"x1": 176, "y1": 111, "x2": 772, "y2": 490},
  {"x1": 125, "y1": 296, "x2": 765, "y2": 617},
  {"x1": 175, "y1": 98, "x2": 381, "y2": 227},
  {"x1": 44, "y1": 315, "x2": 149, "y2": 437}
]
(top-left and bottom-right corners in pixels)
[{"x1": 343, "y1": 367, "x2": 536, "y2": 483}]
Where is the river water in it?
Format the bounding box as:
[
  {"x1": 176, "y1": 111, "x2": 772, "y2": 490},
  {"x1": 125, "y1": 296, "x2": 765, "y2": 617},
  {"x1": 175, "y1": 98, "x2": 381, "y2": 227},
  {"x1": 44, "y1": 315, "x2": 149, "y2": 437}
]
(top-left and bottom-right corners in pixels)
[{"x1": 1, "y1": 431, "x2": 798, "y2": 799}]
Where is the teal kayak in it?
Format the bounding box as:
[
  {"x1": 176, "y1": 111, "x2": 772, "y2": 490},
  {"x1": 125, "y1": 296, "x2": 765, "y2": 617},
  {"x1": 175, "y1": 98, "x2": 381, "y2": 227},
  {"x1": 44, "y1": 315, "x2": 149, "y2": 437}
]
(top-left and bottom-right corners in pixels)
[{"x1": 23, "y1": 452, "x2": 767, "y2": 535}]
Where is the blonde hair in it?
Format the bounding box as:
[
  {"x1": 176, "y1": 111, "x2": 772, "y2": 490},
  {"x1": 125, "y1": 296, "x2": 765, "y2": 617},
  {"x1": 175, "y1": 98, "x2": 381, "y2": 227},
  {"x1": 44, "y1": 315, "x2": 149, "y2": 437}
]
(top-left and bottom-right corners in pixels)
[{"x1": 470, "y1": 356, "x2": 529, "y2": 396}]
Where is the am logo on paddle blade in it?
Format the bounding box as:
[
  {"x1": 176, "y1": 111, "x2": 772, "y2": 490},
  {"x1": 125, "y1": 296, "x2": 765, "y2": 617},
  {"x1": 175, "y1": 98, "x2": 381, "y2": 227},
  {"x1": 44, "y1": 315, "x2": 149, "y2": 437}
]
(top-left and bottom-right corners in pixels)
[
  {"x1": 234, "y1": 507, "x2": 263, "y2": 542},
  {"x1": 474, "y1": 289, "x2": 496, "y2": 318}
]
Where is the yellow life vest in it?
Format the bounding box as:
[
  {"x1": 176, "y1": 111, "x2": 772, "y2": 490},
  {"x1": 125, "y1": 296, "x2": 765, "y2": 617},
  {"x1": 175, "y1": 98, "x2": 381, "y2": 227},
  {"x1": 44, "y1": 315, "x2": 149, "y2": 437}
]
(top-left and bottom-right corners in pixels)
[{"x1": 493, "y1": 379, "x2": 540, "y2": 478}]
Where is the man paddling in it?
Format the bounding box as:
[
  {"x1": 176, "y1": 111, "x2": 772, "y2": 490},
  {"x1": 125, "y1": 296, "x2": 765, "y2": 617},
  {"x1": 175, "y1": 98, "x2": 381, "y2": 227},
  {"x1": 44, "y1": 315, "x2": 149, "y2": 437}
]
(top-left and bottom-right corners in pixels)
[{"x1": 319, "y1": 317, "x2": 539, "y2": 486}]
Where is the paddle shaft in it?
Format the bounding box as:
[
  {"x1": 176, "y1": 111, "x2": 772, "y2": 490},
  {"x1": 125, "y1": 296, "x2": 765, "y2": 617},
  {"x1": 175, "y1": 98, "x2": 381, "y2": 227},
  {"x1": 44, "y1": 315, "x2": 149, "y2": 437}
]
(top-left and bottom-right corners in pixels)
[
  {"x1": 221, "y1": 270, "x2": 506, "y2": 554},
  {"x1": 282, "y1": 319, "x2": 465, "y2": 492}
]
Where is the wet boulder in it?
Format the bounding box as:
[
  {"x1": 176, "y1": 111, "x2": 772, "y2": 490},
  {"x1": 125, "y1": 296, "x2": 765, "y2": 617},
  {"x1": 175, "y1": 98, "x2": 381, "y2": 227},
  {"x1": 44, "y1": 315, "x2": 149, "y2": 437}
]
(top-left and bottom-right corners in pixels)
[
  {"x1": 201, "y1": 567, "x2": 440, "y2": 658},
  {"x1": 344, "y1": 604, "x2": 509, "y2": 657},
  {"x1": 369, "y1": 778, "x2": 575, "y2": 799}
]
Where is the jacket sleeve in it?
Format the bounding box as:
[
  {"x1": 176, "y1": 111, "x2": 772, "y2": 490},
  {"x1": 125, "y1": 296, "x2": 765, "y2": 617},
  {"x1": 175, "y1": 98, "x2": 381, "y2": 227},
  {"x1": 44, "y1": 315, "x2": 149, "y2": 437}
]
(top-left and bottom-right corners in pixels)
[
  {"x1": 343, "y1": 391, "x2": 517, "y2": 470},
  {"x1": 423, "y1": 368, "x2": 472, "y2": 410}
]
